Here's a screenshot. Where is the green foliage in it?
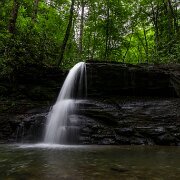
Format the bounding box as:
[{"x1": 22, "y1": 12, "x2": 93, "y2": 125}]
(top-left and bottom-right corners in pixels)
[{"x1": 0, "y1": 0, "x2": 179, "y2": 75}]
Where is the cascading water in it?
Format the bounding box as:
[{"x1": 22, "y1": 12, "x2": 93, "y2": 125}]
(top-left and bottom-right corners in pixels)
[{"x1": 44, "y1": 62, "x2": 86, "y2": 144}]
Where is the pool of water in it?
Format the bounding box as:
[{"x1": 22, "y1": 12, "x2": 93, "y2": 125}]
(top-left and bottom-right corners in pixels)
[{"x1": 0, "y1": 144, "x2": 180, "y2": 179}]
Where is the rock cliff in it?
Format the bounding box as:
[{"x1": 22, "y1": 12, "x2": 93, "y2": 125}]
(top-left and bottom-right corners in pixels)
[{"x1": 0, "y1": 62, "x2": 179, "y2": 145}]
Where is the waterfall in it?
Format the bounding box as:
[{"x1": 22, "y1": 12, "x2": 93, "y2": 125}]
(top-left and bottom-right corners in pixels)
[{"x1": 44, "y1": 62, "x2": 86, "y2": 144}]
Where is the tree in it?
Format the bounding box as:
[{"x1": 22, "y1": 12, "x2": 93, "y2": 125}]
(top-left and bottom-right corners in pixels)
[
  {"x1": 105, "y1": 0, "x2": 110, "y2": 60},
  {"x1": 79, "y1": 0, "x2": 85, "y2": 55},
  {"x1": 9, "y1": 0, "x2": 20, "y2": 34},
  {"x1": 0, "y1": 0, "x2": 179, "y2": 73},
  {"x1": 58, "y1": 0, "x2": 75, "y2": 66},
  {"x1": 32, "y1": 0, "x2": 40, "y2": 22}
]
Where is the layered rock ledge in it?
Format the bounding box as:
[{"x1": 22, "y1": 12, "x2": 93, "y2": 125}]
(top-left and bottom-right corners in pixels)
[
  {"x1": 78, "y1": 97, "x2": 180, "y2": 145},
  {"x1": 0, "y1": 62, "x2": 179, "y2": 145},
  {"x1": 86, "y1": 62, "x2": 180, "y2": 97}
]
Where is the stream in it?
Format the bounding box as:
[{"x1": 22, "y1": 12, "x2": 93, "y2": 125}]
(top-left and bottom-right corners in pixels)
[{"x1": 0, "y1": 144, "x2": 180, "y2": 179}]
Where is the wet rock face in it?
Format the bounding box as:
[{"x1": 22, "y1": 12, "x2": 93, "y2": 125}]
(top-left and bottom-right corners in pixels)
[
  {"x1": 0, "y1": 108, "x2": 48, "y2": 144},
  {"x1": 78, "y1": 98, "x2": 180, "y2": 145},
  {"x1": 2, "y1": 97, "x2": 179, "y2": 145},
  {"x1": 171, "y1": 71, "x2": 180, "y2": 97},
  {"x1": 86, "y1": 63, "x2": 179, "y2": 97},
  {"x1": 15, "y1": 113, "x2": 47, "y2": 143},
  {"x1": 0, "y1": 62, "x2": 179, "y2": 145},
  {"x1": 0, "y1": 63, "x2": 67, "y2": 101}
]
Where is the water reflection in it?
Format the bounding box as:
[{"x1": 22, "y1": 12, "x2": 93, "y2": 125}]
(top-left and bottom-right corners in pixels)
[{"x1": 0, "y1": 144, "x2": 180, "y2": 179}]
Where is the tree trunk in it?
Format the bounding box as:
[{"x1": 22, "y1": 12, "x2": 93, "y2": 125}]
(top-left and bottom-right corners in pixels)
[
  {"x1": 91, "y1": 3, "x2": 97, "y2": 60},
  {"x1": 8, "y1": 0, "x2": 20, "y2": 34},
  {"x1": 123, "y1": 29, "x2": 133, "y2": 63},
  {"x1": 137, "y1": 44, "x2": 141, "y2": 63},
  {"x1": 174, "y1": 0, "x2": 179, "y2": 34},
  {"x1": 163, "y1": 0, "x2": 173, "y2": 40},
  {"x1": 58, "y1": 0, "x2": 75, "y2": 66},
  {"x1": 136, "y1": 26, "x2": 149, "y2": 63},
  {"x1": 167, "y1": 0, "x2": 178, "y2": 34},
  {"x1": 79, "y1": 0, "x2": 85, "y2": 55},
  {"x1": 105, "y1": 0, "x2": 110, "y2": 60},
  {"x1": 143, "y1": 26, "x2": 149, "y2": 63},
  {"x1": 151, "y1": 2, "x2": 159, "y2": 52},
  {"x1": 87, "y1": 31, "x2": 92, "y2": 59},
  {"x1": 32, "y1": 0, "x2": 39, "y2": 22}
]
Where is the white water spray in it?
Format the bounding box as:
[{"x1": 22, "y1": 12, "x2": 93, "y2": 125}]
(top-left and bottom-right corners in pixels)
[{"x1": 44, "y1": 62, "x2": 86, "y2": 144}]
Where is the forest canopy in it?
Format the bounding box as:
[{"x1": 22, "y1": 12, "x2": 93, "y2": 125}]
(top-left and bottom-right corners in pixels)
[{"x1": 0, "y1": 0, "x2": 179, "y2": 73}]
